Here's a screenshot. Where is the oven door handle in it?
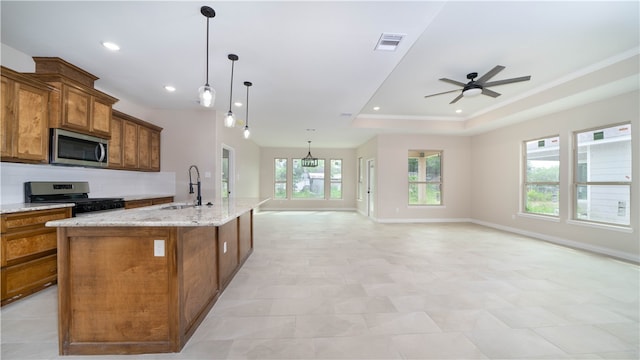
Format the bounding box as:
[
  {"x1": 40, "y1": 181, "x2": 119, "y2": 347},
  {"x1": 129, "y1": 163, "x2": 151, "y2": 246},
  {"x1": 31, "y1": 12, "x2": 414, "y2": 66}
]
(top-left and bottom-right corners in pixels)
[{"x1": 95, "y1": 143, "x2": 106, "y2": 163}]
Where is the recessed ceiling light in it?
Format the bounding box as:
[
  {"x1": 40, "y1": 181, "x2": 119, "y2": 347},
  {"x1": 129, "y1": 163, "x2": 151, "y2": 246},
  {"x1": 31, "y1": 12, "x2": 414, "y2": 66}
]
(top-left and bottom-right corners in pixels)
[
  {"x1": 101, "y1": 41, "x2": 120, "y2": 51},
  {"x1": 373, "y1": 106, "x2": 380, "y2": 111},
  {"x1": 234, "y1": 101, "x2": 243, "y2": 107},
  {"x1": 164, "y1": 85, "x2": 176, "y2": 92},
  {"x1": 455, "y1": 109, "x2": 462, "y2": 113}
]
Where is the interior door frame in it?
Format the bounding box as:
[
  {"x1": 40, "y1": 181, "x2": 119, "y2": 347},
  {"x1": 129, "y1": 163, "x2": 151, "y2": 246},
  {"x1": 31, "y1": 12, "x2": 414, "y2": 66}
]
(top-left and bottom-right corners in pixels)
[
  {"x1": 221, "y1": 144, "x2": 235, "y2": 198},
  {"x1": 366, "y1": 158, "x2": 375, "y2": 218}
]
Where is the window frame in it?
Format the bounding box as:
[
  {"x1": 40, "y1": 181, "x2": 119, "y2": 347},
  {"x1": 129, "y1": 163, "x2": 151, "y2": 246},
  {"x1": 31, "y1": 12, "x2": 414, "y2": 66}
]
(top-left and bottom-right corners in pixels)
[
  {"x1": 408, "y1": 150, "x2": 443, "y2": 206},
  {"x1": 274, "y1": 158, "x2": 288, "y2": 199},
  {"x1": 572, "y1": 122, "x2": 632, "y2": 227},
  {"x1": 330, "y1": 158, "x2": 342, "y2": 200},
  {"x1": 522, "y1": 135, "x2": 560, "y2": 217},
  {"x1": 292, "y1": 158, "x2": 326, "y2": 200}
]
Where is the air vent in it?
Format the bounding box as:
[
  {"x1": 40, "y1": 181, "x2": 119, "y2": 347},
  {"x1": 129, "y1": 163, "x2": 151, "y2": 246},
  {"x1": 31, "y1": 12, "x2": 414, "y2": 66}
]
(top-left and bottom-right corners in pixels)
[{"x1": 375, "y1": 33, "x2": 406, "y2": 51}]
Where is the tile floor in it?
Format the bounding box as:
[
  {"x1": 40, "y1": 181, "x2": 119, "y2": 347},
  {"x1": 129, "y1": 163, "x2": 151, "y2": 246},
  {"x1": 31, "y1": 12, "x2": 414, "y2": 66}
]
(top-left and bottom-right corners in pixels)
[{"x1": 1, "y1": 211, "x2": 639, "y2": 359}]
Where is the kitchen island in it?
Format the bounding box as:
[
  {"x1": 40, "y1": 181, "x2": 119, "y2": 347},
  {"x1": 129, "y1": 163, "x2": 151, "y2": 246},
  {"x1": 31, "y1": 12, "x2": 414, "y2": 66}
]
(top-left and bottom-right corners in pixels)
[{"x1": 46, "y1": 198, "x2": 268, "y2": 356}]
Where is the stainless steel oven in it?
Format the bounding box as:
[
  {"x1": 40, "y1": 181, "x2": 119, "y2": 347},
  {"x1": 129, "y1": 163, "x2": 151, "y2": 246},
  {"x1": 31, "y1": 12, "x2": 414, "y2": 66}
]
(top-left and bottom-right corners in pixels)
[{"x1": 50, "y1": 128, "x2": 108, "y2": 168}]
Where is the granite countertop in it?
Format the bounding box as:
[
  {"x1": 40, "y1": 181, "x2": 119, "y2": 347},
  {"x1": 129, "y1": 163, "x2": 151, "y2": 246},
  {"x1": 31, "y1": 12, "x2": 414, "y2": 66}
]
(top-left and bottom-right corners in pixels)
[
  {"x1": 46, "y1": 198, "x2": 269, "y2": 227},
  {"x1": 1, "y1": 202, "x2": 75, "y2": 214}
]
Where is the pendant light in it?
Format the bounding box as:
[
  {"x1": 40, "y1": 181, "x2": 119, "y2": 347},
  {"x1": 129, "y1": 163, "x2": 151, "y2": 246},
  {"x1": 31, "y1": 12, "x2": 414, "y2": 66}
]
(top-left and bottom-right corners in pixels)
[
  {"x1": 243, "y1": 81, "x2": 252, "y2": 139},
  {"x1": 198, "y1": 6, "x2": 216, "y2": 108},
  {"x1": 302, "y1": 141, "x2": 318, "y2": 167},
  {"x1": 224, "y1": 54, "x2": 239, "y2": 127}
]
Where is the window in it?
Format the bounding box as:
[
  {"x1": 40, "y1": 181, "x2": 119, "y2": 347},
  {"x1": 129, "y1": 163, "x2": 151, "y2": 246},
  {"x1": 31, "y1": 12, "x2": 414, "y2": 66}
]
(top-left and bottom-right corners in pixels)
[
  {"x1": 524, "y1": 136, "x2": 559, "y2": 216},
  {"x1": 330, "y1": 159, "x2": 342, "y2": 199},
  {"x1": 274, "y1": 158, "x2": 287, "y2": 199},
  {"x1": 408, "y1": 150, "x2": 442, "y2": 205},
  {"x1": 574, "y1": 123, "x2": 632, "y2": 226},
  {"x1": 292, "y1": 159, "x2": 325, "y2": 199}
]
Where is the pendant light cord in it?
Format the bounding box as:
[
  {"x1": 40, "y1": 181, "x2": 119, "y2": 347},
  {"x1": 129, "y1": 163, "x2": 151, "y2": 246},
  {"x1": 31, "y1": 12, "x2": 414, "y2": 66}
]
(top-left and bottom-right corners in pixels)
[
  {"x1": 228, "y1": 60, "x2": 235, "y2": 111},
  {"x1": 245, "y1": 82, "x2": 250, "y2": 126},
  {"x1": 205, "y1": 17, "x2": 210, "y2": 86}
]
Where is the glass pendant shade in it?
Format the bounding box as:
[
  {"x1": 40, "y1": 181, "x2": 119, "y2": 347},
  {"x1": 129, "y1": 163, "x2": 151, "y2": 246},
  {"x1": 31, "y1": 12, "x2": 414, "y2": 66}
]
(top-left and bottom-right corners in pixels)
[
  {"x1": 199, "y1": 85, "x2": 215, "y2": 107},
  {"x1": 224, "y1": 111, "x2": 236, "y2": 127},
  {"x1": 243, "y1": 125, "x2": 250, "y2": 139}
]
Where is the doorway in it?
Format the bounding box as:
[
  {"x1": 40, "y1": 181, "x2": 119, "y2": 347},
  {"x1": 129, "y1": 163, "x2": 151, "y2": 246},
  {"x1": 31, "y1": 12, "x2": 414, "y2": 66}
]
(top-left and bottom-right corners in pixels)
[
  {"x1": 222, "y1": 146, "x2": 234, "y2": 198},
  {"x1": 367, "y1": 159, "x2": 375, "y2": 218}
]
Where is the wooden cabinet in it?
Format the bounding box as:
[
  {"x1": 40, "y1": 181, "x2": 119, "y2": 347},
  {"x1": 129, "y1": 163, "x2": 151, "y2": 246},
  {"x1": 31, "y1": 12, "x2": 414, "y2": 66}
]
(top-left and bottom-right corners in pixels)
[
  {"x1": 56, "y1": 210, "x2": 254, "y2": 355},
  {"x1": 108, "y1": 115, "x2": 123, "y2": 167},
  {"x1": 1, "y1": 207, "x2": 72, "y2": 306},
  {"x1": 125, "y1": 196, "x2": 174, "y2": 209},
  {"x1": 1, "y1": 66, "x2": 54, "y2": 164},
  {"x1": 112, "y1": 110, "x2": 163, "y2": 172},
  {"x1": 30, "y1": 57, "x2": 117, "y2": 139}
]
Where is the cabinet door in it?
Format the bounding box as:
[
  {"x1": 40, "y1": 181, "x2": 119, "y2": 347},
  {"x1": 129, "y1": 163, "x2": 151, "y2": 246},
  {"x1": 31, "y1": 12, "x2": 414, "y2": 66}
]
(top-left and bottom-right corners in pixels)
[
  {"x1": 109, "y1": 116, "x2": 123, "y2": 168},
  {"x1": 150, "y1": 130, "x2": 160, "y2": 171},
  {"x1": 62, "y1": 85, "x2": 91, "y2": 132},
  {"x1": 138, "y1": 125, "x2": 151, "y2": 170},
  {"x1": 91, "y1": 97, "x2": 111, "y2": 138},
  {"x1": 14, "y1": 82, "x2": 49, "y2": 162},
  {"x1": 123, "y1": 120, "x2": 138, "y2": 169},
  {"x1": 0, "y1": 76, "x2": 14, "y2": 158}
]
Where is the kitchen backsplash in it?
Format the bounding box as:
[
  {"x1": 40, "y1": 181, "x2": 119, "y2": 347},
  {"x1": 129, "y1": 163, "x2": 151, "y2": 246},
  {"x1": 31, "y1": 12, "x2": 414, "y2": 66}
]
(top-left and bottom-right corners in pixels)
[{"x1": 1, "y1": 162, "x2": 175, "y2": 204}]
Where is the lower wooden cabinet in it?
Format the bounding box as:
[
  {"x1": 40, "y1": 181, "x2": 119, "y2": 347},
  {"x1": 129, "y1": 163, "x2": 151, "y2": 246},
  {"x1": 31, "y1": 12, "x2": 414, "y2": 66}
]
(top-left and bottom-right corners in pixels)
[{"x1": 1, "y1": 207, "x2": 72, "y2": 306}]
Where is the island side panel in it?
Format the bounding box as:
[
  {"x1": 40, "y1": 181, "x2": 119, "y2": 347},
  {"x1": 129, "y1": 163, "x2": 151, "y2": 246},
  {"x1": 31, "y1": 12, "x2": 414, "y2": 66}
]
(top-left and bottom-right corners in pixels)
[
  {"x1": 238, "y1": 210, "x2": 253, "y2": 264},
  {"x1": 178, "y1": 226, "x2": 218, "y2": 344},
  {"x1": 57, "y1": 227, "x2": 179, "y2": 355},
  {"x1": 217, "y1": 218, "x2": 238, "y2": 291}
]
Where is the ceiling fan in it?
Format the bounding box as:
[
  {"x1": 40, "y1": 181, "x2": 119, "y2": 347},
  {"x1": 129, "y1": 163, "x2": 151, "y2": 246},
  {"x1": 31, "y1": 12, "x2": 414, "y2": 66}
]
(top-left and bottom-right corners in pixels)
[{"x1": 424, "y1": 65, "x2": 531, "y2": 104}]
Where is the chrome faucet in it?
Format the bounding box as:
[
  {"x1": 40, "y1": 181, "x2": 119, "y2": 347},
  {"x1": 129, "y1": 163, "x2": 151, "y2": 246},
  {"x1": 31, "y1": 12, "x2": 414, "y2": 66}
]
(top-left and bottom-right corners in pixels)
[{"x1": 188, "y1": 165, "x2": 202, "y2": 206}]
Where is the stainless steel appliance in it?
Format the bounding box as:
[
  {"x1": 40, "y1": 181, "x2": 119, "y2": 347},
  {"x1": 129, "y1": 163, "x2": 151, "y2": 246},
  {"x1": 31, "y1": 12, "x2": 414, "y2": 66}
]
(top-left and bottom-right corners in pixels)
[
  {"x1": 24, "y1": 181, "x2": 124, "y2": 216},
  {"x1": 50, "y1": 129, "x2": 108, "y2": 168}
]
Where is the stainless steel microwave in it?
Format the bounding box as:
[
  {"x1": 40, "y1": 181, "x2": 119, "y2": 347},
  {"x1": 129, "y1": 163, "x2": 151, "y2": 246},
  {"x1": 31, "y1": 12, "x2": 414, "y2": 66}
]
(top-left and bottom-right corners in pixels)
[{"x1": 50, "y1": 129, "x2": 108, "y2": 168}]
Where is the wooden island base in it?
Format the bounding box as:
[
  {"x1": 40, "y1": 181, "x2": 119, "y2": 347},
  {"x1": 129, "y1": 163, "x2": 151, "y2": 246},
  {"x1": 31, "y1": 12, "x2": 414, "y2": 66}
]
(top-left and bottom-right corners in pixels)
[{"x1": 56, "y1": 211, "x2": 253, "y2": 355}]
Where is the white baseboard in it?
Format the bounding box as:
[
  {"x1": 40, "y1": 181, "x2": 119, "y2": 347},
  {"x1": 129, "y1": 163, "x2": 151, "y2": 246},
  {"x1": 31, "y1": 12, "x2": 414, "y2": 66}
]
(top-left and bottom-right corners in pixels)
[{"x1": 471, "y1": 219, "x2": 640, "y2": 264}]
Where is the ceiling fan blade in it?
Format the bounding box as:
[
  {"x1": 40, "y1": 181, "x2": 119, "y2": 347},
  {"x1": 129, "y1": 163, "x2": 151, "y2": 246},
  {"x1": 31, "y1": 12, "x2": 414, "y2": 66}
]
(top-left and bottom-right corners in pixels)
[
  {"x1": 449, "y1": 93, "x2": 464, "y2": 104},
  {"x1": 482, "y1": 88, "x2": 501, "y2": 98},
  {"x1": 424, "y1": 89, "x2": 460, "y2": 99},
  {"x1": 439, "y1": 78, "x2": 466, "y2": 87},
  {"x1": 476, "y1": 65, "x2": 505, "y2": 84},
  {"x1": 484, "y1": 75, "x2": 531, "y2": 87}
]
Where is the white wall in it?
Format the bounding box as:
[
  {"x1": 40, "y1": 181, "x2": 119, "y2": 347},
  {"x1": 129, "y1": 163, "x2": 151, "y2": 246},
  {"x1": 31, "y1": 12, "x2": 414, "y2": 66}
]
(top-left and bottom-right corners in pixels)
[
  {"x1": 470, "y1": 90, "x2": 639, "y2": 262},
  {"x1": 368, "y1": 134, "x2": 472, "y2": 222},
  {"x1": 259, "y1": 147, "x2": 356, "y2": 210}
]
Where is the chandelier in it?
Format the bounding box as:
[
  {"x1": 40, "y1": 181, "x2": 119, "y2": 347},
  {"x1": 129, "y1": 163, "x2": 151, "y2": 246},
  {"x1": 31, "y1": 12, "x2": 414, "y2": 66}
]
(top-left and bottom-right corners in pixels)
[{"x1": 301, "y1": 141, "x2": 318, "y2": 167}]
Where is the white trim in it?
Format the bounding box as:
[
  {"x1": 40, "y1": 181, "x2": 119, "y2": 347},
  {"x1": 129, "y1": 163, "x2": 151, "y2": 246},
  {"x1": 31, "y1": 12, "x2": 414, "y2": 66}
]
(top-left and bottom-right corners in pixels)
[
  {"x1": 377, "y1": 217, "x2": 472, "y2": 224},
  {"x1": 566, "y1": 219, "x2": 633, "y2": 233},
  {"x1": 472, "y1": 219, "x2": 639, "y2": 263},
  {"x1": 517, "y1": 212, "x2": 561, "y2": 222},
  {"x1": 260, "y1": 207, "x2": 357, "y2": 212}
]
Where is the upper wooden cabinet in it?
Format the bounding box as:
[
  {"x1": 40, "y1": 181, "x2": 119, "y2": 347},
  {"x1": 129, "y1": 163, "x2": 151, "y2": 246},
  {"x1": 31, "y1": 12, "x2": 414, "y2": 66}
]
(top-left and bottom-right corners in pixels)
[
  {"x1": 111, "y1": 110, "x2": 162, "y2": 172},
  {"x1": 30, "y1": 57, "x2": 117, "y2": 139},
  {"x1": 1, "y1": 66, "x2": 55, "y2": 164}
]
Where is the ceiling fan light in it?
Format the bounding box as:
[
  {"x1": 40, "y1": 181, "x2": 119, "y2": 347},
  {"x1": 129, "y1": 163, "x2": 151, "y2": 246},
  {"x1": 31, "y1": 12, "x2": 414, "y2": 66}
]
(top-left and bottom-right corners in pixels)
[
  {"x1": 224, "y1": 111, "x2": 236, "y2": 127},
  {"x1": 463, "y1": 87, "x2": 482, "y2": 97},
  {"x1": 198, "y1": 85, "x2": 215, "y2": 107}
]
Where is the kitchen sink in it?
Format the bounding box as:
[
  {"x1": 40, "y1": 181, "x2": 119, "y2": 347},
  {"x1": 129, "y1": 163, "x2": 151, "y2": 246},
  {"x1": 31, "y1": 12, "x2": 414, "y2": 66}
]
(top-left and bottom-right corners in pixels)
[{"x1": 160, "y1": 204, "x2": 195, "y2": 210}]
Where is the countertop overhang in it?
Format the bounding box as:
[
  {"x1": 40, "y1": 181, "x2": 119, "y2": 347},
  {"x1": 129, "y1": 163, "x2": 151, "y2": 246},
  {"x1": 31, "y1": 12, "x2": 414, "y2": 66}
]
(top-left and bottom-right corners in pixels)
[{"x1": 46, "y1": 198, "x2": 269, "y2": 227}]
